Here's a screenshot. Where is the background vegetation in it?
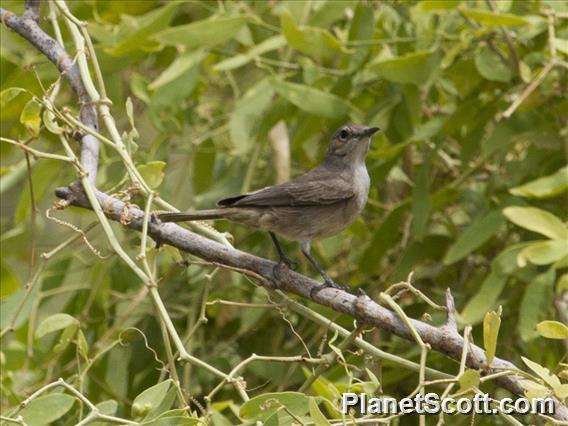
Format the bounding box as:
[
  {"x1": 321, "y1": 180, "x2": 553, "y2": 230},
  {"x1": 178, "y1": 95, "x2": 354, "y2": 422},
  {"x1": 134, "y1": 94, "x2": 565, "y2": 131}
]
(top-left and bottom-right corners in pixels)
[{"x1": 1, "y1": 0, "x2": 567, "y2": 425}]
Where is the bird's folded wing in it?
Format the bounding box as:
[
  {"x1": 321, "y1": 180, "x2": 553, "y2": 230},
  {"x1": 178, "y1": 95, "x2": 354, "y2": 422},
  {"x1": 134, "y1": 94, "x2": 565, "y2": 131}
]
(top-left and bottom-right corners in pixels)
[{"x1": 218, "y1": 178, "x2": 354, "y2": 207}]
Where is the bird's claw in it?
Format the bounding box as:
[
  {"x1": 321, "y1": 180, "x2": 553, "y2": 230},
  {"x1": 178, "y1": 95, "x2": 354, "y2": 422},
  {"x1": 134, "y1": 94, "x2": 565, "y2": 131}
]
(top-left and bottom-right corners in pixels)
[
  {"x1": 272, "y1": 260, "x2": 293, "y2": 287},
  {"x1": 309, "y1": 279, "x2": 350, "y2": 298},
  {"x1": 279, "y1": 255, "x2": 298, "y2": 271}
]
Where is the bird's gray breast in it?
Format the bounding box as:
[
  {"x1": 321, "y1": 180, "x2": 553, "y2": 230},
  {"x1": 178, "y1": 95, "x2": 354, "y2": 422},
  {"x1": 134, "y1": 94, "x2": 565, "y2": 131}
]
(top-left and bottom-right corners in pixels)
[{"x1": 351, "y1": 162, "x2": 370, "y2": 212}]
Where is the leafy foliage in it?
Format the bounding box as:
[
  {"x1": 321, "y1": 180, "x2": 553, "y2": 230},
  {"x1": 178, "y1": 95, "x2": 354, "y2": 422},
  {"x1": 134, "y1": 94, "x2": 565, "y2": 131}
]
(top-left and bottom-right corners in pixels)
[{"x1": 1, "y1": 0, "x2": 567, "y2": 424}]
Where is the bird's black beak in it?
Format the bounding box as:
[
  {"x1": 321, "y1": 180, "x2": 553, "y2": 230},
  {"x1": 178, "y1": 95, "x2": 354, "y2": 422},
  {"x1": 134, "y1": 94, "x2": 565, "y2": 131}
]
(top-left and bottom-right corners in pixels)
[{"x1": 362, "y1": 127, "x2": 380, "y2": 137}]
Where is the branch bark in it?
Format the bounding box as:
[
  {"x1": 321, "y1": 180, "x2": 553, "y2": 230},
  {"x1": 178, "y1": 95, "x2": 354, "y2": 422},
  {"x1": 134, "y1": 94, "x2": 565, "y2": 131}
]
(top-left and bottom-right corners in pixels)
[
  {"x1": 1, "y1": 2, "x2": 99, "y2": 184},
  {"x1": 55, "y1": 182, "x2": 568, "y2": 422}
]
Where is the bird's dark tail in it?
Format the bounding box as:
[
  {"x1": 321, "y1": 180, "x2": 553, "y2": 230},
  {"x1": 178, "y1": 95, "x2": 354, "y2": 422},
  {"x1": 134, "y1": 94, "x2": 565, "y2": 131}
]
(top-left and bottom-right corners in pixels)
[{"x1": 157, "y1": 209, "x2": 228, "y2": 223}]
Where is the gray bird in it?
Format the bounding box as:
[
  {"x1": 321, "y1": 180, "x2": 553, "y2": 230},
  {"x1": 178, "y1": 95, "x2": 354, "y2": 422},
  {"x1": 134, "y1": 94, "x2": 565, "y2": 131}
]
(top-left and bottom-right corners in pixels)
[{"x1": 158, "y1": 124, "x2": 380, "y2": 291}]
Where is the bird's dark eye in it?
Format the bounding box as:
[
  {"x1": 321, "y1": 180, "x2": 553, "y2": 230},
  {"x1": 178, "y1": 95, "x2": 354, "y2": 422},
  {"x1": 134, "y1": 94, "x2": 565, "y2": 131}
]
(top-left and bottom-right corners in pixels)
[{"x1": 339, "y1": 129, "x2": 349, "y2": 141}]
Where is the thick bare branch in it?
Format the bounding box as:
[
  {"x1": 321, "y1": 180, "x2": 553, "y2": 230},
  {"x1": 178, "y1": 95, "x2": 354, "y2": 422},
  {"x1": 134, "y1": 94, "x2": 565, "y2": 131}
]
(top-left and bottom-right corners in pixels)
[
  {"x1": 55, "y1": 182, "x2": 568, "y2": 422},
  {"x1": 0, "y1": 3, "x2": 99, "y2": 184}
]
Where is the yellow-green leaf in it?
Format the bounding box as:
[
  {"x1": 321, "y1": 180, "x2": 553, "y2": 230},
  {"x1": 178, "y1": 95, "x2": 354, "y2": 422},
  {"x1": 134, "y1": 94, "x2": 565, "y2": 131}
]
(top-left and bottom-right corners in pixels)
[
  {"x1": 444, "y1": 210, "x2": 505, "y2": 265},
  {"x1": 460, "y1": 8, "x2": 529, "y2": 27},
  {"x1": 519, "y1": 268, "x2": 555, "y2": 341},
  {"x1": 155, "y1": 15, "x2": 248, "y2": 48},
  {"x1": 0, "y1": 262, "x2": 20, "y2": 300},
  {"x1": 1, "y1": 87, "x2": 26, "y2": 108},
  {"x1": 280, "y1": 11, "x2": 346, "y2": 61},
  {"x1": 20, "y1": 394, "x2": 75, "y2": 426},
  {"x1": 309, "y1": 397, "x2": 331, "y2": 426},
  {"x1": 369, "y1": 50, "x2": 441, "y2": 85},
  {"x1": 270, "y1": 78, "x2": 352, "y2": 118},
  {"x1": 214, "y1": 35, "x2": 286, "y2": 72},
  {"x1": 149, "y1": 50, "x2": 206, "y2": 90},
  {"x1": 475, "y1": 45, "x2": 512, "y2": 83},
  {"x1": 503, "y1": 207, "x2": 568, "y2": 241},
  {"x1": 522, "y1": 356, "x2": 561, "y2": 389},
  {"x1": 106, "y1": 2, "x2": 179, "y2": 56},
  {"x1": 554, "y1": 384, "x2": 568, "y2": 399},
  {"x1": 517, "y1": 240, "x2": 568, "y2": 267},
  {"x1": 419, "y1": 1, "x2": 460, "y2": 11},
  {"x1": 36, "y1": 313, "x2": 78, "y2": 339},
  {"x1": 240, "y1": 392, "x2": 309, "y2": 421},
  {"x1": 483, "y1": 306, "x2": 502, "y2": 367},
  {"x1": 20, "y1": 98, "x2": 42, "y2": 137},
  {"x1": 137, "y1": 161, "x2": 166, "y2": 189},
  {"x1": 519, "y1": 379, "x2": 551, "y2": 400},
  {"x1": 132, "y1": 379, "x2": 172, "y2": 420},
  {"x1": 458, "y1": 369, "x2": 481, "y2": 392},
  {"x1": 510, "y1": 166, "x2": 568, "y2": 199},
  {"x1": 43, "y1": 109, "x2": 64, "y2": 135},
  {"x1": 229, "y1": 78, "x2": 274, "y2": 155},
  {"x1": 535, "y1": 320, "x2": 568, "y2": 339}
]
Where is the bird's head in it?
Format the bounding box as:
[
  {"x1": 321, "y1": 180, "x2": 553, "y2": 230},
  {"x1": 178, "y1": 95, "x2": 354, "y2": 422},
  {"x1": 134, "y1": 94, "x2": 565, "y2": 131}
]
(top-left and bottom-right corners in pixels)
[{"x1": 324, "y1": 124, "x2": 380, "y2": 165}]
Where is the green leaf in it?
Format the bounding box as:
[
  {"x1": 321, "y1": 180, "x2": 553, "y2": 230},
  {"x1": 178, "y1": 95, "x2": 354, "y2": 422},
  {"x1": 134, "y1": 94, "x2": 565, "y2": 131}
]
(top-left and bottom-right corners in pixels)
[
  {"x1": 280, "y1": 11, "x2": 345, "y2": 61},
  {"x1": 444, "y1": 210, "x2": 505, "y2": 265},
  {"x1": 20, "y1": 394, "x2": 75, "y2": 426},
  {"x1": 35, "y1": 313, "x2": 78, "y2": 339},
  {"x1": 90, "y1": 400, "x2": 119, "y2": 426},
  {"x1": 554, "y1": 384, "x2": 568, "y2": 399},
  {"x1": 20, "y1": 98, "x2": 42, "y2": 137},
  {"x1": 155, "y1": 15, "x2": 248, "y2": 48},
  {"x1": 230, "y1": 78, "x2": 274, "y2": 155},
  {"x1": 459, "y1": 271, "x2": 505, "y2": 326},
  {"x1": 14, "y1": 161, "x2": 60, "y2": 225},
  {"x1": 519, "y1": 379, "x2": 551, "y2": 400},
  {"x1": 149, "y1": 50, "x2": 206, "y2": 90},
  {"x1": 475, "y1": 45, "x2": 512, "y2": 83},
  {"x1": 43, "y1": 110, "x2": 64, "y2": 134},
  {"x1": 0, "y1": 87, "x2": 26, "y2": 108},
  {"x1": 483, "y1": 306, "x2": 502, "y2": 367},
  {"x1": 519, "y1": 268, "x2": 555, "y2": 341},
  {"x1": 359, "y1": 204, "x2": 408, "y2": 273},
  {"x1": 510, "y1": 166, "x2": 568, "y2": 199},
  {"x1": 517, "y1": 240, "x2": 568, "y2": 267},
  {"x1": 310, "y1": 1, "x2": 354, "y2": 28},
  {"x1": 1, "y1": 262, "x2": 20, "y2": 300},
  {"x1": 270, "y1": 78, "x2": 351, "y2": 118},
  {"x1": 347, "y1": 4, "x2": 375, "y2": 72},
  {"x1": 503, "y1": 207, "x2": 568, "y2": 241},
  {"x1": 412, "y1": 158, "x2": 431, "y2": 240},
  {"x1": 141, "y1": 415, "x2": 199, "y2": 426},
  {"x1": 106, "y1": 2, "x2": 179, "y2": 56},
  {"x1": 553, "y1": 37, "x2": 568, "y2": 56},
  {"x1": 76, "y1": 329, "x2": 89, "y2": 361},
  {"x1": 419, "y1": 0, "x2": 460, "y2": 10},
  {"x1": 459, "y1": 244, "x2": 527, "y2": 325},
  {"x1": 240, "y1": 392, "x2": 309, "y2": 421},
  {"x1": 137, "y1": 161, "x2": 166, "y2": 189},
  {"x1": 214, "y1": 35, "x2": 287, "y2": 72},
  {"x1": 460, "y1": 8, "x2": 529, "y2": 27},
  {"x1": 521, "y1": 356, "x2": 561, "y2": 389},
  {"x1": 132, "y1": 379, "x2": 173, "y2": 420},
  {"x1": 309, "y1": 397, "x2": 331, "y2": 426},
  {"x1": 369, "y1": 50, "x2": 441, "y2": 85},
  {"x1": 301, "y1": 367, "x2": 339, "y2": 404},
  {"x1": 458, "y1": 369, "x2": 481, "y2": 392},
  {"x1": 535, "y1": 320, "x2": 568, "y2": 339}
]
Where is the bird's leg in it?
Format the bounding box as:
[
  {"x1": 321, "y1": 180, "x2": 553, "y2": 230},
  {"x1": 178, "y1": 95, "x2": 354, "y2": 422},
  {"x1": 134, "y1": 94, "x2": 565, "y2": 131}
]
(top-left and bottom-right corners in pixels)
[
  {"x1": 269, "y1": 232, "x2": 298, "y2": 270},
  {"x1": 300, "y1": 241, "x2": 345, "y2": 296}
]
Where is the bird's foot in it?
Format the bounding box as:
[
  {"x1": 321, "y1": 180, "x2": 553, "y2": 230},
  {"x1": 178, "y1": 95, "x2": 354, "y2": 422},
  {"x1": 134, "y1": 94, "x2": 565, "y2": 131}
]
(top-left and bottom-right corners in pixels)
[
  {"x1": 279, "y1": 255, "x2": 298, "y2": 271},
  {"x1": 271, "y1": 260, "x2": 293, "y2": 287},
  {"x1": 309, "y1": 279, "x2": 350, "y2": 298}
]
